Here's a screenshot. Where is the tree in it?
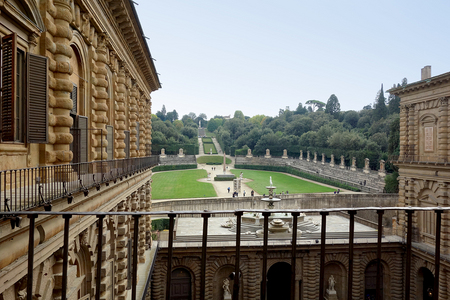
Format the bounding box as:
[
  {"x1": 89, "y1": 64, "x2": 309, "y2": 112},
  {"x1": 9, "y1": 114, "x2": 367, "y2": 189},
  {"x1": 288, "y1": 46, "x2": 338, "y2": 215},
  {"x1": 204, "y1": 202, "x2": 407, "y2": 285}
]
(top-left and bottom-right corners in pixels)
[
  {"x1": 207, "y1": 118, "x2": 222, "y2": 132},
  {"x1": 373, "y1": 84, "x2": 388, "y2": 121},
  {"x1": 165, "y1": 109, "x2": 178, "y2": 123},
  {"x1": 388, "y1": 116, "x2": 400, "y2": 154},
  {"x1": 363, "y1": 104, "x2": 372, "y2": 110},
  {"x1": 343, "y1": 111, "x2": 359, "y2": 128},
  {"x1": 295, "y1": 103, "x2": 308, "y2": 115},
  {"x1": 325, "y1": 94, "x2": 340, "y2": 116},
  {"x1": 305, "y1": 100, "x2": 325, "y2": 112},
  {"x1": 156, "y1": 105, "x2": 167, "y2": 121},
  {"x1": 188, "y1": 112, "x2": 196, "y2": 120},
  {"x1": 233, "y1": 110, "x2": 245, "y2": 120}
]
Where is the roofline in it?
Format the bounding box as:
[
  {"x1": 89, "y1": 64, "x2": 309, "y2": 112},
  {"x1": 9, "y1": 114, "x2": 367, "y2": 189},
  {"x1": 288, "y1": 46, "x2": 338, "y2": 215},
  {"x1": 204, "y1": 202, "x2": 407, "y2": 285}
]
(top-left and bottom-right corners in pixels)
[{"x1": 387, "y1": 71, "x2": 450, "y2": 96}]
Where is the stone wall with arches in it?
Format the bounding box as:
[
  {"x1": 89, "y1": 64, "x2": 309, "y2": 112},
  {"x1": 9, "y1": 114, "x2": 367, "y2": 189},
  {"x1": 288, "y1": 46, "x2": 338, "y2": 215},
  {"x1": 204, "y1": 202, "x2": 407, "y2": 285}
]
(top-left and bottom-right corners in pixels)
[{"x1": 151, "y1": 242, "x2": 404, "y2": 300}]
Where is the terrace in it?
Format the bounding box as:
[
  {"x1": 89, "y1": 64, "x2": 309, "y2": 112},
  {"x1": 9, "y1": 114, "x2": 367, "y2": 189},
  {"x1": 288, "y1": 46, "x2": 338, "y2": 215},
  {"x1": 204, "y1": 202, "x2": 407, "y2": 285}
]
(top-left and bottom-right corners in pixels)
[{"x1": 0, "y1": 207, "x2": 445, "y2": 300}]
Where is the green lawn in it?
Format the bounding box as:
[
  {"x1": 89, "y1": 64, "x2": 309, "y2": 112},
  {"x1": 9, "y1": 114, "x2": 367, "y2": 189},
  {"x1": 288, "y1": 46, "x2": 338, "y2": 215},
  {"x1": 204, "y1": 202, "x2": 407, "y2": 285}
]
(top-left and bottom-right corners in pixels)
[
  {"x1": 203, "y1": 142, "x2": 217, "y2": 154},
  {"x1": 230, "y1": 169, "x2": 335, "y2": 194},
  {"x1": 152, "y1": 169, "x2": 217, "y2": 199},
  {"x1": 197, "y1": 155, "x2": 232, "y2": 164}
]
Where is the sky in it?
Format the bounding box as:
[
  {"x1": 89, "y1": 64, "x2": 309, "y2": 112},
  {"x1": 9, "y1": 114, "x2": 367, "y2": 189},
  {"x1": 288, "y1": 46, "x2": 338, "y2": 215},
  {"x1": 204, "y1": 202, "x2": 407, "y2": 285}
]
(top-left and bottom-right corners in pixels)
[{"x1": 135, "y1": 1, "x2": 450, "y2": 120}]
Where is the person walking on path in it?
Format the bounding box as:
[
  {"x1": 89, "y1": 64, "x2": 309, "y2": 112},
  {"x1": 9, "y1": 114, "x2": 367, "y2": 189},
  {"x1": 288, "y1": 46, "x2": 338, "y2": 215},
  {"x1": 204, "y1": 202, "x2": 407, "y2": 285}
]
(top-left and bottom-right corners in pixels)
[
  {"x1": 243, "y1": 190, "x2": 246, "y2": 196},
  {"x1": 227, "y1": 187, "x2": 230, "y2": 193},
  {"x1": 251, "y1": 190, "x2": 254, "y2": 196}
]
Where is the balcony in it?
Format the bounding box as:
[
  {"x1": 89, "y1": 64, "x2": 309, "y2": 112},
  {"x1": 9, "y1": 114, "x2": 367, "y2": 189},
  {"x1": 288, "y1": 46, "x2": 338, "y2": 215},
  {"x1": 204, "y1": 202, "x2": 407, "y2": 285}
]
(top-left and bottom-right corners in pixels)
[
  {"x1": 0, "y1": 156, "x2": 160, "y2": 212},
  {"x1": 0, "y1": 207, "x2": 446, "y2": 300}
]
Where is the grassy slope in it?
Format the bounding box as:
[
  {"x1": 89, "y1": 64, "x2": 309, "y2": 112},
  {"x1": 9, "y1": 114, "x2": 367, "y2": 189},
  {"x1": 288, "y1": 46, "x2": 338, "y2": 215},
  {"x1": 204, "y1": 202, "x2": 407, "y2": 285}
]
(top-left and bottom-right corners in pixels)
[
  {"x1": 231, "y1": 169, "x2": 335, "y2": 194},
  {"x1": 197, "y1": 156, "x2": 232, "y2": 164},
  {"x1": 152, "y1": 169, "x2": 217, "y2": 199},
  {"x1": 203, "y1": 143, "x2": 217, "y2": 154}
]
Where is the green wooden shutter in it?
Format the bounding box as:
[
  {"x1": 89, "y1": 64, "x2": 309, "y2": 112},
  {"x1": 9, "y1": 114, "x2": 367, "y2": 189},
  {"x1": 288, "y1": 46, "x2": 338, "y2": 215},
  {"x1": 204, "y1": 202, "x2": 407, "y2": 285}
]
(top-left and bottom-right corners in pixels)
[
  {"x1": 1, "y1": 33, "x2": 17, "y2": 141},
  {"x1": 78, "y1": 115, "x2": 88, "y2": 163},
  {"x1": 70, "y1": 84, "x2": 77, "y2": 115},
  {"x1": 27, "y1": 53, "x2": 48, "y2": 143},
  {"x1": 136, "y1": 122, "x2": 140, "y2": 155}
]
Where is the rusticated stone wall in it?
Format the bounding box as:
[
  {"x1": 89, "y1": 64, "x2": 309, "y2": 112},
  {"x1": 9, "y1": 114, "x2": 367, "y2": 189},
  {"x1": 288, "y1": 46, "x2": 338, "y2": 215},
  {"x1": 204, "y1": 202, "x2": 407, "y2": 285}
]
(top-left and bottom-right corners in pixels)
[
  {"x1": 151, "y1": 241, "x2": 404, "y2": 300},
  {"x1": 45, "y1": 0, "x2": 74, "y2": 165}
]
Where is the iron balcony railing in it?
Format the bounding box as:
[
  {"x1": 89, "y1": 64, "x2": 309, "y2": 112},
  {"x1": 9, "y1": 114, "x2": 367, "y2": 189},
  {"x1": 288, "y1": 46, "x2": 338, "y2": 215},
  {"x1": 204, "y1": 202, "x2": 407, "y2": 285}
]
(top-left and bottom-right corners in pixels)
[
  {"x1": 0, "y1": 156, "x2": 159, "y2": 212},
  {"x1": 1, "y1": 207, "x2": 447, "y2": 300}
]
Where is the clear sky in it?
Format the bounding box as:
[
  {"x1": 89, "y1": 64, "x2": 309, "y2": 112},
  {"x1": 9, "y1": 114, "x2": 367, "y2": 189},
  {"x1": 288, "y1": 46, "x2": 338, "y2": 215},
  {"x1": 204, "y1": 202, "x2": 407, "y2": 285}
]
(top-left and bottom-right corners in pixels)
[{"x1": 136, "y1": 1, "x2": 450, "y2": 119}]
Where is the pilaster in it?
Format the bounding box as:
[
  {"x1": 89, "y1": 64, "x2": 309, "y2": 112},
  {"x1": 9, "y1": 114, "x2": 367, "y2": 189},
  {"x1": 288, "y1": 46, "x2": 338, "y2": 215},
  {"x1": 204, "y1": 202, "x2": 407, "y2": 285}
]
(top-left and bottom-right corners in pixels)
[
  {"x1": 45, "y1": 0, "x2": 74, "y2": 165},
  {"x1": 91, "y1": 34, "x2": 109, "y2": 160},
  {"x1": 400, "y1": 105, "x2": 408, "y2": 157},
  {"x1": 138, "y1": 187, "x2": 146, "y2": 263},
  {"x1": 145, "y1": 180, "x2": 152, "y2": 248},
  {"x1": 114, "y1": 65, "x2": 127, "y2": 158},
  {"x1": 438, "y1": 97, "x2": 448, "y2": 158},
  {"x1": 129, "y1": 85, "x2": 139, "y2": 157},
  {"x1": 303, "y1": 252, "x2": 319, "y2": 300},
  {"x1": 115, "y1": 200, "x2": 128, "y2": 300}
]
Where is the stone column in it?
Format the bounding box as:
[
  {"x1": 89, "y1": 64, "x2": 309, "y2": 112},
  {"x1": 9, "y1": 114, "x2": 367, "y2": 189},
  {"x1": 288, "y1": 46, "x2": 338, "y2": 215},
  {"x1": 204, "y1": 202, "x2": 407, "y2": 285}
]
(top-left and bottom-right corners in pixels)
[
  {"x1": 303, "y1": 253, "x2": 319, "y2": 300},
  {"x1": 299, "y1": 150, "x2": 303, "y2": 160},
  {"x1": 145, "y1": 98, "x2": 152, "y2": 156},
  {"x1": 115, "y1": 200, "x2": 129, "y2": 300},
  {"x1": 313, "y1": 152, "x2": 317, "y2": 163},
  {"x1": 410, "y1": 104, "x2": 418, "y2": 157},
  {"x1": 139, "y1": 187, "x2": 146, "y2": 262},
  {"x1": 307, "y1": 151, "x2": 310, "y2": 162},
  {"x1": 400, "y1": 105, "x2": 408, "y2": 159},
  {"x1": 46, "y1": 0, "x2": 74, "y2": 165},
  {"x1": 139, "y1": 96, "x2": 147, "y2": 157},
  {"x1": 339, "y1": 156, "x2": 345, "y2": 169},
  {"x1": 129, "y1": 85, "x2": 139, "y2": 157},
  {"x1": 439, "y1": 97, "x2": 448, "y2": 159},
  {"x1": 115, "y1": 65, "x2": 127, "y2": 158},
  {"x1": 91, "y1": 34, "x2": 109, "y2": 161},
  {"x1": 245, "y1": 256, "x2": 259, "y2": 300},
  {"x1": 330, "y1": 154, "x2": 335, "y2": 167},
  {"x1": 145, "y1": 180, "x2": 152, "y2": 248},
  {"x1": 351, "y1": 157, "x2": 356, "y2": 171}
]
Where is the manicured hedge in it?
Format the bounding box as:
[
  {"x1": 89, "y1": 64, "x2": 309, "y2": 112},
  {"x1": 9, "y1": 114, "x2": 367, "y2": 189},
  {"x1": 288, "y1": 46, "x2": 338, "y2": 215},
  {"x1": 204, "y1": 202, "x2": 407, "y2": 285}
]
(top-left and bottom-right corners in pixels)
[
  {"x1": 152, "y1": 219, "x2": 170, "y2": 231},
  {"x1": 152, "y1": 164, "x2": 197, "y2": 172},
  {"x1": 234, "y1": 164, "x2": 360, "y2": 191},
  {"x1": 214, "y1": 176, "x2": 236, "y2": 181},
  {"x1": 202, "y1": 137, "x2": 213, "y2": 143}
]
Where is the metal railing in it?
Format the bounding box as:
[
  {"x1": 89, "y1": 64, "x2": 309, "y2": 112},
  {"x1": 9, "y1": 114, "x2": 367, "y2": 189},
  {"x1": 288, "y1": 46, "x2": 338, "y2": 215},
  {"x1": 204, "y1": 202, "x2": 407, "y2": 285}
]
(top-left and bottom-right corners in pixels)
[
  {"x1": 0, "y1": 156, "x2": 159, "y2": 212},
  {"x1": 1, "y1": 206, "x2": 446, "y2": 300}
]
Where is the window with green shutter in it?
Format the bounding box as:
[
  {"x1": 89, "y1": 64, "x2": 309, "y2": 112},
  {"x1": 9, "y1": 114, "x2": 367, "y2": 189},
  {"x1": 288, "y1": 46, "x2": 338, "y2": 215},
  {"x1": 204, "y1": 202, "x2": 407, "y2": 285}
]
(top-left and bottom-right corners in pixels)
[{"x1": 1, "y1": 32, "x2": 48, "y2": 143}]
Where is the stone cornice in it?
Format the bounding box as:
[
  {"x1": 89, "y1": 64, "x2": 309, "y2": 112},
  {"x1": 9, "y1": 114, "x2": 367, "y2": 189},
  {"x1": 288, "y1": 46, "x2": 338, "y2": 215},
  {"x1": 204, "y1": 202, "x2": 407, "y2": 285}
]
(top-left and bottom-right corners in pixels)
[
  {"x1": 100, "y1": 0, "x2": 160, "y2": 93},
  {"x1": 388, "y1": 72, "x2": 450, "y2": 96}
]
